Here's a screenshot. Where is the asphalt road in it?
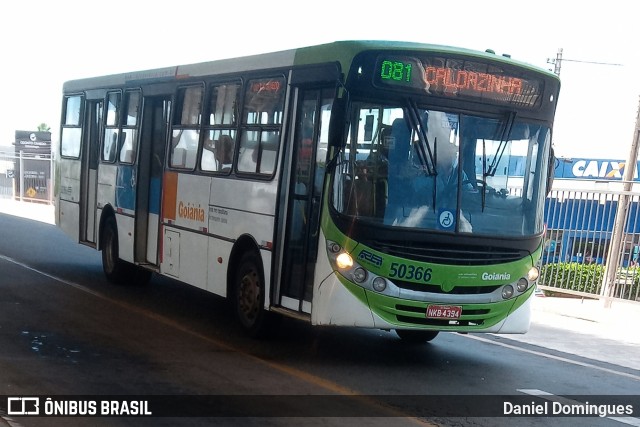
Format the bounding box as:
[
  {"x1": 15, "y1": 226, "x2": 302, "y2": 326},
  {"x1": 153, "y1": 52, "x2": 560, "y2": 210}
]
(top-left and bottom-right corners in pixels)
[{"x1": 0, "y1": 212, "x2": 638, "y2": 427}]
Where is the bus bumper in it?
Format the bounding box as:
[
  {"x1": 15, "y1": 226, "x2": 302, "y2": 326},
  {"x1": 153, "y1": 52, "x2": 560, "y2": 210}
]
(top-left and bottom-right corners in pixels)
[{"x1": 311, "y1": 271, "x2": 533, "y2": 334}]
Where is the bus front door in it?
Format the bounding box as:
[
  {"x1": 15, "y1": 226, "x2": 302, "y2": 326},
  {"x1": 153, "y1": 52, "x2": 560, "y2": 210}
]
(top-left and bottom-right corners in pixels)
[
  {"x1": 135, "y1": 95, "x2": 170, "y2": 266},
  {"x1": 278, "y1": 88, "x2": 332, "y2": 313}
]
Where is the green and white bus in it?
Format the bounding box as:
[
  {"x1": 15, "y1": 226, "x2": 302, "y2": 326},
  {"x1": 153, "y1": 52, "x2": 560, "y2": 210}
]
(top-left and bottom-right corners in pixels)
[{"x1": 56, "y1": 40, "x2": 560, "y2": 341}]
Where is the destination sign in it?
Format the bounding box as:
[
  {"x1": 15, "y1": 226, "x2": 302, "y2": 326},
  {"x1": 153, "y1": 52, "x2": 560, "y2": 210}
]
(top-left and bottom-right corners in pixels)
[
  {"x1": 374, "y1": 55, "x2": 544, "y2": 108},
  {"x1": 250, "y1": 79, "x2": 282, "y2": 93}
]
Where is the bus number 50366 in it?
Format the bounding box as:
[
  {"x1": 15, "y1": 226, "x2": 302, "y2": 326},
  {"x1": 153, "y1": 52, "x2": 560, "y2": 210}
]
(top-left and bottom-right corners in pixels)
[{"x1": 389, "y1": 263, "x2": 432, "y2": 282}]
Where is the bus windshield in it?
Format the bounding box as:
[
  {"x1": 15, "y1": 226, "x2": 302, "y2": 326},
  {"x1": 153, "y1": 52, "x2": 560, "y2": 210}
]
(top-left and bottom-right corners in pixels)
[{"x1": 331, "y1": 103, "x2": 551, "y2": 237}]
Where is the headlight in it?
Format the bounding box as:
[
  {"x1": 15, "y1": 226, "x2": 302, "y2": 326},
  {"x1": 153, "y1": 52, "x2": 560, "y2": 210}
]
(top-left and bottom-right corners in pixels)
[
  {"x1": 502, "y1": 285, "x2": 514, "y2": 299},
  {"x1": 516, "y1": 278, "x2": 529, "y2": 292},
  {"x1": 336, "y1": 253, "x2": 353, "y2": 269},
  {"x1": 328, "y1": 242, "x2": 342, "y2": 253},
  {"x1": 527, "y1": 266, "x2": 539, "y2": 281},
  {"x1": 372, "y1": 277, "x2": 387, "y2": 292},
  {"x1": 353, "y1": 267, "x2": 367, "y2": 283}
]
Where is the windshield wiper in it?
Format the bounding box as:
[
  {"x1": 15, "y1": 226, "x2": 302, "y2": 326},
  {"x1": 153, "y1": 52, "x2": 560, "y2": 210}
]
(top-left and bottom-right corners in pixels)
[
  {"x1": 477, "y1": 112, "x2": 516, "y2": 211},
  {"x1": 485, "y1": 111, "x2": 516, "y2": 177},
  {"x1": 404, "y1": 99, "x2": 436, "y2": 176}
]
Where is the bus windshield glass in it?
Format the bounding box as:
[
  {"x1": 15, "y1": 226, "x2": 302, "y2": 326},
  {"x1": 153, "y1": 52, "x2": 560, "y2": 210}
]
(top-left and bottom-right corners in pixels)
[{"x1": 331, "y1": 104, "x2": 551, "y2": 237}]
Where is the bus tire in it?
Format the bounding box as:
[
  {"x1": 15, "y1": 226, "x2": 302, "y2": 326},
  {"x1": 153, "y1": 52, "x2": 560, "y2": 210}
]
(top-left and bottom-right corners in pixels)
[
  {"x1": 101, "y1": 216, "x2": 153, "y2": 285},
  {"x1": 395, "y1": 329, "x2": 439, "y2": 343},
  {"x1": 233, "y1": 251, "x2": 270, "y2": 338},
  {"x1": 101, "y1": 216, "x2": 129, "y2": 284}
]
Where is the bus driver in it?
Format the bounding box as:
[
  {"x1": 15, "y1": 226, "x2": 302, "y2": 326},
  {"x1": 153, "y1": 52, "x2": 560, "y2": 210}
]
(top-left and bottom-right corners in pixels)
[{"x1": 384, "y1": 111, "x2": 473, "y2": 231}]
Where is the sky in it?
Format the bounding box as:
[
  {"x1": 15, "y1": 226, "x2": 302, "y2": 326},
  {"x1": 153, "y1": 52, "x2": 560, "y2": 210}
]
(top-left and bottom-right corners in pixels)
[{"x1": 1, "y1": 0, "x2": 639, "y2": 160}]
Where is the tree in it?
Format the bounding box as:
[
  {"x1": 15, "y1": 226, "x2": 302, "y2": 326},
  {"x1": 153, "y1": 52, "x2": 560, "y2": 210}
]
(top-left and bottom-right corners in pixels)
[{"x1": 37, "y1": 123, "x2": 50, "y2": 132}]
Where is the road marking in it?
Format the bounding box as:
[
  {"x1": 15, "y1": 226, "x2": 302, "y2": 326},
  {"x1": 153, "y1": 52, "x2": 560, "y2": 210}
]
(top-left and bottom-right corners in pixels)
[
  {"x1": 0, "y1": 254, "x2": 431, "y2": 425},
  {"x1": 465, "y1": 334, "x2": 640, "y2": 381},
  {"x1": 519, "y1": 389, "x2": 640, "y2": 426},
  {"x1": 0, "y1": 254, "x2": 106, "y2": 299}
]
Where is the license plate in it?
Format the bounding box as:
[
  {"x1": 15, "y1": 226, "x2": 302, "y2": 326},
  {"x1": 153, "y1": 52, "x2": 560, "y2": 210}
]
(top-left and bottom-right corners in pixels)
[{"x1": 426, "y1": 304, "x2": 462, "y2": 319}]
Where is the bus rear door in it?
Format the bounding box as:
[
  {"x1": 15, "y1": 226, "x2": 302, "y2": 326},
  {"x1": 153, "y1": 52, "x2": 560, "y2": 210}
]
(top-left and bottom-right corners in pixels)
[
  {"x1": 134, "y1": 93, "x2": 171, "y2": 266},
  {"x1": 79, "y1": 98, "x2": 102, "y2": 246}
]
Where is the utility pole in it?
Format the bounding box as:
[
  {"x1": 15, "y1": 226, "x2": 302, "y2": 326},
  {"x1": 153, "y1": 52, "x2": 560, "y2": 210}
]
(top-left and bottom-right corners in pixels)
[
  {"x1": 550, "y1": 48, "x2": 563, "y2": 75},
  {"x1": 547, "y1": 48, "x2": 622, "y2": 76},
  {"x1": 601, "y1": 96, "x2": 640, "y2": 306}
]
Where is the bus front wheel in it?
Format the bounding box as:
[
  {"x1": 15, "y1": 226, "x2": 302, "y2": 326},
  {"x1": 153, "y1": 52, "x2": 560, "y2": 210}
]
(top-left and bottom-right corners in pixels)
[
  {"x1": 395, "y1": 329, "x2": 439, "y2": 343},
  {"x1": 234, "y1": 251, "x2": 270, "y2": 337}
]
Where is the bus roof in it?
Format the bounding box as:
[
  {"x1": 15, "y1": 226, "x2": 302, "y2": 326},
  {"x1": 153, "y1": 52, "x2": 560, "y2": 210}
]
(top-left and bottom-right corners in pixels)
[{"x1": 62, "y1": 40, "x2": 558, "y2": 93}]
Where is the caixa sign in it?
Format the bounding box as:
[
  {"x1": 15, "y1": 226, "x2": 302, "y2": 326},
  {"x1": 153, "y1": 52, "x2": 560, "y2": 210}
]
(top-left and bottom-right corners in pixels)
[{"x1": 556, "y1": 158, "x2": 640, "y2": 180}]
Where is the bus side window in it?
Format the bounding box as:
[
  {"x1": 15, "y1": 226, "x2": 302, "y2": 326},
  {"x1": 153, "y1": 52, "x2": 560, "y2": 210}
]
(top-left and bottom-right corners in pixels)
[
  {"x1": 103, "y1": 130, "x2": 118, "y2": 162},
  {"x1": 118, "y1": 91, "x2": 140, "y2": 164},
  {"x1": 60, "y1": 95, "x2": 83, "y2": 158},
  {"x1": 170, "y1": 85, "x2": 203, "y2": 170},
  {"x1": 119, "y1": 133, "x2": 132, "y2": 163},
  {"x1": 201, "y1": 83, "x2": 240, "y2": 173},
  {"x1": 259, "y1": 131, "x2": 278, "y2": 174},
  {"x1": 170, "y1": 129, "x2": 199, "y2": 169},
  {"x1": 102, "y1": 91, "x2": 121, "y2": 163},
  {"x1": 237, "y1": 76, "x2": 284, "y2": 176},
  {"x1": 237, "y1": 130, "x2": 279, "y2": 175},
  {"x1": 201, "y1": 134, "x2": 217, "y2": 171},
  {"x1": 201, "y1": 131, "x2": 235, "y2": 173},
  {"x1": 237, "y1": 131, "x2": 259, "y2": 173},
  {"x1": 216, "y1": 135, "x2": 235, "y2": 171}
]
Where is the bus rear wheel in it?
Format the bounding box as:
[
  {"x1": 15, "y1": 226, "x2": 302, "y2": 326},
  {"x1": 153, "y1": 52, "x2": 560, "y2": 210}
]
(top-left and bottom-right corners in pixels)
[
  {"x1": 101, "y1": 216, "x2": 152, "y2": 285},
  {"x1": 102, "y1": 216, "x2": 128, "y2": 284},
  {"x1": 395, "y1": 329, "x2": 439, "y2": 343}
]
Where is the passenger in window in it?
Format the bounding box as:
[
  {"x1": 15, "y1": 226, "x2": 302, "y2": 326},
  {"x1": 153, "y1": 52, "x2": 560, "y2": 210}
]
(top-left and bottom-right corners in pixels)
[
  {"x1": 385, "y1": 113, "x2": 474, "y2": 231},
  {"x1": 201, "y1": 136, "x2": 217, "y2": 171},
  {"x1": 216, "y1": 135, "x2": 234, "y2": 171},
  {"x1": 106, "y1": 131, "x2": 118, "y2": 162}
]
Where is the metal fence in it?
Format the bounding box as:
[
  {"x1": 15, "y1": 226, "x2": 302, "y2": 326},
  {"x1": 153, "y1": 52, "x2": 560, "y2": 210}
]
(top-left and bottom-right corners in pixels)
[
  {"x1": 541, "y1": 182, "x2": 640, "y2": 302},
  {"x1": 0, "y1": 150, "x2": 53, "y2": 203}
]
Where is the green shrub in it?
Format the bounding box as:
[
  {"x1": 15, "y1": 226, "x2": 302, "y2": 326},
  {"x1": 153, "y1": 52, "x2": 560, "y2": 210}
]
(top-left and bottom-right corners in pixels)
[
  {"x1": 540, "y1": 262, "x2": 640, "y2": 300},
  {"x1": 540, "y1": 262, "x2": 604, "y2": 294}
]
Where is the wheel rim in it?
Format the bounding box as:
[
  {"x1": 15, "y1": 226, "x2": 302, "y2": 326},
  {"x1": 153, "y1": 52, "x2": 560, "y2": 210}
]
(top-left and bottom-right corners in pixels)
[{"x1": 238, "y1": 267, "x2": 261, "y2": 327}]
